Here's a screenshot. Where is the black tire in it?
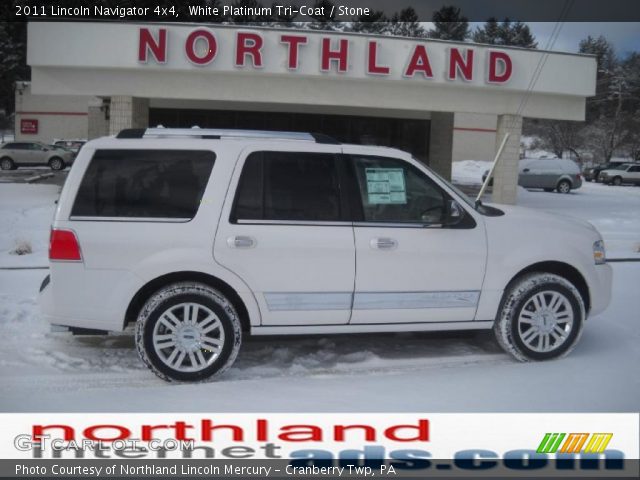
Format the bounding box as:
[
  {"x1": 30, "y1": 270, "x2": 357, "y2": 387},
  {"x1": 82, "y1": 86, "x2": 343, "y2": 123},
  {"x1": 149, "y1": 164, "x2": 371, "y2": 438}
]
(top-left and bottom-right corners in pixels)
[
  {"x1": 543, "y1": 188, "x2": 554, "y2": 192},
  {"x1": 494, "y1": 273, "x2": 585, "y2": 362},
  {"x1": 48, "y1": 157, "x2": 65, "y2": 171},
  {"x1": 556, "y1": 180, "x2": 571, "y2": 193},
  {"x1": 0, "y1": 157, "x2": 15, "y2": 170},
  {"x1": 135, "y1": 282, "x2": 242, "y2": 382},
  {"x1": 612, "y1": 176, "x2": 622, "y2": 186}
]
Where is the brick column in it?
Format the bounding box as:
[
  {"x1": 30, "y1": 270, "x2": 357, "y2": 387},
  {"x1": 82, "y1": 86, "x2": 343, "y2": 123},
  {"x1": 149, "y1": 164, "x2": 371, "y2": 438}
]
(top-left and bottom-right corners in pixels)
[
  {"x1": 491, "y1": 114, "x2": 522, "y2": 205},
  {"x1": 109, "y1": 96, "x2": 149, "y2": 135},
  {"x1": 88, "y1": 105, "x2": 109, "y2": 140},
  {"x1": 428, "y1": 112, "x2": 454, "y2": 181}
]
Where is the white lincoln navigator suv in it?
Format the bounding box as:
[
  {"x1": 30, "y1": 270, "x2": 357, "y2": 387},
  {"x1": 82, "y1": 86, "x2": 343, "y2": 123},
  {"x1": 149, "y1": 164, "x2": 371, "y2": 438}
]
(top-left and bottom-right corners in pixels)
[{"x1": 39, "y1": 128, "x2": 612, "y2": 382}]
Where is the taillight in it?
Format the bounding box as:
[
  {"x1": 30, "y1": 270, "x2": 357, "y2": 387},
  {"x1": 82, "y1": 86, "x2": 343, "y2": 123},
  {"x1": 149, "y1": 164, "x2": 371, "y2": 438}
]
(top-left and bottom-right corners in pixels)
[{"x1": 49, "y1": 228, "x2": 82, "y2": 262}]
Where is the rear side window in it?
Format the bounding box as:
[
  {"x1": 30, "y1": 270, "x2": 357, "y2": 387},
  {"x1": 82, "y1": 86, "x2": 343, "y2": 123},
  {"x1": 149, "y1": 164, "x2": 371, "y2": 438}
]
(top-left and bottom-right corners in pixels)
[
  {"x1": 71, "y1": 150, "x2": 215, "y2": 219},
  {"x1": 232, "y1": 151, "x2": 341, "y2": 222}
]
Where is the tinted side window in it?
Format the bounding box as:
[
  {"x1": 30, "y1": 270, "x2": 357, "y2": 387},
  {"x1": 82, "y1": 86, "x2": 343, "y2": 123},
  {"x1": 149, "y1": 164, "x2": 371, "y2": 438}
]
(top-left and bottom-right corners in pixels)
[
  {"x1": 233, "y1": 151, "x2": 341, "y2": 222},
  {"x1": 5, "y1": 143, "x2": 28, "y2": 150},
  {"x1": 351, "y1": 156, "x2": 447, "y2": 224},
  {"x1": 71, "y1": 150, "x2": 215, "y2": 219}
]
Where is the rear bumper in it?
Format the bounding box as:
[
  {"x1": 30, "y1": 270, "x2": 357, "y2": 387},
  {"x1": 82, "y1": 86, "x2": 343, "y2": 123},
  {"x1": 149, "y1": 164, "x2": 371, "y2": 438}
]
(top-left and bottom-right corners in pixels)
[{"x1": 38, "y1": 274, "x2": 117, "y2": 332}]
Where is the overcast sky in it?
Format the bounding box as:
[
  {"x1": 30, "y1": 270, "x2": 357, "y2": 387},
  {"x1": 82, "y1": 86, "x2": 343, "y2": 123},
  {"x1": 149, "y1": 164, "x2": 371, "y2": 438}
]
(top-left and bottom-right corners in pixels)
[{"x1": 515, "y1": 22, "x2": 639, "y2": 56}]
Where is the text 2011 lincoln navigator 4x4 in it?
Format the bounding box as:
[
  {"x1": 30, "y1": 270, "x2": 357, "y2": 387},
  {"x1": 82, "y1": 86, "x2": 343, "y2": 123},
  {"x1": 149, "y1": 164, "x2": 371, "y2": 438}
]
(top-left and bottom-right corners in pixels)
[{"x1": 39, "y1": 128, "x2": 612, "y2": 382}]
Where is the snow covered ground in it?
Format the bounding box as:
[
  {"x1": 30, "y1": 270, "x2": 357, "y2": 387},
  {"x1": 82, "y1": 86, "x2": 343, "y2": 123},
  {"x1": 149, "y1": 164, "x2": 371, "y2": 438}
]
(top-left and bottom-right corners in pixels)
[
  {"x1": 0, "y1": 183, "x2": 59, "y2": 268},
  {"x1": 0, "y1": 180, "x2": 638, "y2": 412}
]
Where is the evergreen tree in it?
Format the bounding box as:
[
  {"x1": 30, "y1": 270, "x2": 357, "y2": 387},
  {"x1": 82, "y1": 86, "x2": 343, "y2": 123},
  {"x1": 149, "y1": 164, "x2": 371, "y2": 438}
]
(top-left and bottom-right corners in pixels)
[
  {"x1": 579, "y1": 35, "x2": 617, "y2": 121},
  {"x1": 428, "y1": 6, "x2": 469, "y2": 41},
  {"x1": 388, "y1": 7, "x2": 426, "y2": 38},
  {"x1": 473, "y1": 18, "x2": 536, "y2": 48},
  {"x1": 472, "y1": 18, "x2": 500, "y2": 44},
  {"x1": 0, "y1": 20, "x2": 29, "y2": 116},
  {"x1": 349, "y1": 10, "x2": 389, "y2": 34},
  {"x1": 504, "y1": 21, "x2": 537, "y2": 48}
]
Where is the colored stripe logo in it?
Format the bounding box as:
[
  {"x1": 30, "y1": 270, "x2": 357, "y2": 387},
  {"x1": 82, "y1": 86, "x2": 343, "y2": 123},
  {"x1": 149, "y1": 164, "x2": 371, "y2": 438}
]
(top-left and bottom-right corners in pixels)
[{"x1": 537, "y1": 433, "x2": 613, "y2": 454}]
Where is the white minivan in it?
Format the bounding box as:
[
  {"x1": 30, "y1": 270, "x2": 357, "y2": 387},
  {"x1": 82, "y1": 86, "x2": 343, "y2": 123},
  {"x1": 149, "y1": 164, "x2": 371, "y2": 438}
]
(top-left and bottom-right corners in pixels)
[{"x1": 39, "y1": 129, "x2": 612, "y2": 382}]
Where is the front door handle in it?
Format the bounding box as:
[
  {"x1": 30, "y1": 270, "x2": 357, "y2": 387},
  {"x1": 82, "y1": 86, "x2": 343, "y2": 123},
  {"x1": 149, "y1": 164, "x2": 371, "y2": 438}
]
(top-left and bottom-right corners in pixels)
[
  {"x1": 370, "y1": 237, "x2": 398, "y2": 250},
  {"x1": 228, "y1": 236, "x2": 256, "y2": 249}
]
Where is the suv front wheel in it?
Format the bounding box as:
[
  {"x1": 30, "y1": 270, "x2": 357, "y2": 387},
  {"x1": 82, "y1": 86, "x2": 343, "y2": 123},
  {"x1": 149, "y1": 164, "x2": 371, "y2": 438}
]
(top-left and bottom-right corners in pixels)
[
  {"x1": 135, "y1": 282, "x2": 242, "y2": 382},
  {"x1": 494, "y1": 273, "x2": 584, "y2": 361}
]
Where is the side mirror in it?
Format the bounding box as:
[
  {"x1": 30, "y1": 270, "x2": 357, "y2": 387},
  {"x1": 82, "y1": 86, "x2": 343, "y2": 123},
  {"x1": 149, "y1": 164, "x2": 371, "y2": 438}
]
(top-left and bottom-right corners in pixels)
[
  {"x1": 522, "y1": 168, "x2": 530, "y2": 173},
  {"x1": 444, "y1": 200, "x2": 465, "y2": 226}
]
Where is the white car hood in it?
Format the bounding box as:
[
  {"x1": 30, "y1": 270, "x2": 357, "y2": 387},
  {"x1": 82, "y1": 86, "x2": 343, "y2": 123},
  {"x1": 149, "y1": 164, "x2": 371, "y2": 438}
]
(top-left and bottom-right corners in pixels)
[{"x1": 484, "y1": 203, "x2": 599, "y2": 235}]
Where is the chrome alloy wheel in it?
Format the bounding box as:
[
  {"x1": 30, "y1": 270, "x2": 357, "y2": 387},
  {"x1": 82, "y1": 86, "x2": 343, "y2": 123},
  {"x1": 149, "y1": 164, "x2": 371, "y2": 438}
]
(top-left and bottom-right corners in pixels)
[
  {"x1": 152, "y1": 302, "x2": 225, "y2": 372},
  {"x1": 517, "y1": 290, "x2": 574, "y2": 353}
]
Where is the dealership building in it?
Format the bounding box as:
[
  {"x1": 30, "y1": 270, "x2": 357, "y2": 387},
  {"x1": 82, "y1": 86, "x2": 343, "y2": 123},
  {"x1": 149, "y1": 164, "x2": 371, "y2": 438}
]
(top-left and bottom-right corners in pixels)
[{"x1": 20, "y1": 21, "x2": 596, "y2": 203}]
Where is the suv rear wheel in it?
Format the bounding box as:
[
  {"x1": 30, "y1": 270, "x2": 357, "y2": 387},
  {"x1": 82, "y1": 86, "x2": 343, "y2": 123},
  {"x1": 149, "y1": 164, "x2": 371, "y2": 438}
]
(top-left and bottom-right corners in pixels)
[
  {"x1": 494, "y1": 273, "x2": 584, "y2": 362},
  {"x1": 556, "y1": 180, "x2": 571, "y2": 194},
  {"x1": 48, "y1": 157, "x2": 65, "y2": 171},
  {"x1": 135, "y1": 282, "x2": 242, "y2": 382},
  {"x1": 0, "y1": 157, "x2": 15, "y2": 170}
]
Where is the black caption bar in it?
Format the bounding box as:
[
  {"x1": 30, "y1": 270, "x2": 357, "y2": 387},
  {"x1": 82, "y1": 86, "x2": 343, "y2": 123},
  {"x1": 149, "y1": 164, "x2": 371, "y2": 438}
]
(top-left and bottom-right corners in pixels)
[
  {"x1": 2, "y1": 0, "x2": 640, "y2": 22},
  {"x1": 2, "y1": 459, "x2": 639, "y2": 478}
]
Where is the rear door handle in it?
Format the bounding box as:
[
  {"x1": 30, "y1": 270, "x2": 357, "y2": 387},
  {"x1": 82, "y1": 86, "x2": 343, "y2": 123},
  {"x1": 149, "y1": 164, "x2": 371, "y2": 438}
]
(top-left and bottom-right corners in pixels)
[
  {"x1": 370, "y1": 237, "x2": 398, "y2": 250},
  {"x1": 227, "y1": 236, "x2": 256, "y2": 249}
]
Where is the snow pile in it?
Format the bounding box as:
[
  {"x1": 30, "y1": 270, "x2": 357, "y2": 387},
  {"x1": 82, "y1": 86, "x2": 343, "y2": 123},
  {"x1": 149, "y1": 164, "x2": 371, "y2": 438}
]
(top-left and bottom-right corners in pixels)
[
  {"x1": 452, "y1": 160, "x2": 493, "y2": 185},
  {"x1": 0, "y1": 184, "x2": 58, "y2": 267}
]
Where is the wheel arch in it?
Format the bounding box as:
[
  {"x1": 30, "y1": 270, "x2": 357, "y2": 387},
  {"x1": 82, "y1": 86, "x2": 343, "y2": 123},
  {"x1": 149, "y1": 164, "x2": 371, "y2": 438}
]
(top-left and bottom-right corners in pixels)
[
  {"x1": 124, "y1": 271, "x2": 252, "y2": 333},
  {"x1": 557, "y1": 176, "x2": 573, "y2": 188},
  {"x1": 506, "y1": 261, "x2": 590, "y2": 313}
]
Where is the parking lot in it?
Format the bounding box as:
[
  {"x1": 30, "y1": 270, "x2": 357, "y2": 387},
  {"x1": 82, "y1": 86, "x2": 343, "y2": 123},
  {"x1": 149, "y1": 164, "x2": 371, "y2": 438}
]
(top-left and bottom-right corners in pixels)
[{"x1": 0, "y1": 167, "x2": 68, "y2": 186}]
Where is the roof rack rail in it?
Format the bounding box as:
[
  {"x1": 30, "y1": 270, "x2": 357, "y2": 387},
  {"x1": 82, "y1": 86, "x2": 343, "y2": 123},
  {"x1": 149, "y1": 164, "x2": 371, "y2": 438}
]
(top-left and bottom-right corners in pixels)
[{"x1": 116, "y1": 128, "x2": 340, "y2": 144}]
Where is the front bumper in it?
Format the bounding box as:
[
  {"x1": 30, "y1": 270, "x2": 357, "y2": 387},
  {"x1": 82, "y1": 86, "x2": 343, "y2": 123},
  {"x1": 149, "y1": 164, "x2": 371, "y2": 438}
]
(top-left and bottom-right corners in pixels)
[{"x1": 589, "y1": 263, "x2": 613, "y2": 317}]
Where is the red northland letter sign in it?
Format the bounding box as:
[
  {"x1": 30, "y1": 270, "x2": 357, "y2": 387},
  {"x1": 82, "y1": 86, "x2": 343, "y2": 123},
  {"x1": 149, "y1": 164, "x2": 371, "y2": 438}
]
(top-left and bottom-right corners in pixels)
[
  {"x1": 137, "y1": 27, "x2": 514, "y2": 84},
  {"x1": 20, "y1": 119, "x2": 38, "y2": 134}
]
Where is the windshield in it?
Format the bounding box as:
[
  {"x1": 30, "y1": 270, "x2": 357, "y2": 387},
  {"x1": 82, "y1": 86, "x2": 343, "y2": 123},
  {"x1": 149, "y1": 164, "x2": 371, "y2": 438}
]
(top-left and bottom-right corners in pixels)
[
  {"x1": 416, "y1": 159, "x2": 476, "y2": 209},
  {"x1": 610, "y1": 164, "x2": 629, "y2": 170}
]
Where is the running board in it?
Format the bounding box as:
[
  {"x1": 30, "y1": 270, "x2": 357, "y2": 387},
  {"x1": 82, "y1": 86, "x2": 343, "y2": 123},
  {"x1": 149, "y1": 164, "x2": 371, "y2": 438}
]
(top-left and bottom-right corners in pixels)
[
  {"x1": 51, "y1": 325, "x2": 109, "y2": 335},
  {"x1": 250, "y1": 321, "x2": 494, "y2": 336}
]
